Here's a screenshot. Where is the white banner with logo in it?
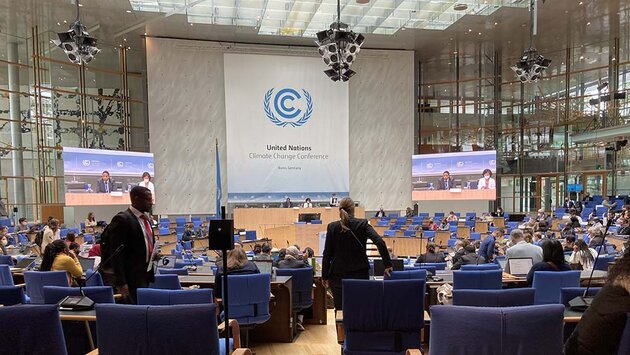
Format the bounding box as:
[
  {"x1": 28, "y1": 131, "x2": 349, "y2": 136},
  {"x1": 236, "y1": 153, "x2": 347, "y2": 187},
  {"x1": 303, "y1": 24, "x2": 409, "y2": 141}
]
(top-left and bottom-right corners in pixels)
[{"x1": 224, "y1": 53, "x2": 349, "y2": 203}]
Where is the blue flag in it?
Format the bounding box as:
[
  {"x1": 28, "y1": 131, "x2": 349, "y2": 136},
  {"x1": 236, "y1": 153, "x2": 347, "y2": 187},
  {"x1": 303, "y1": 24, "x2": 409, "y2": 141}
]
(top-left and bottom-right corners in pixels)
[{"x1": 215, "y1": 140, "x2": 222, "y2": 218}]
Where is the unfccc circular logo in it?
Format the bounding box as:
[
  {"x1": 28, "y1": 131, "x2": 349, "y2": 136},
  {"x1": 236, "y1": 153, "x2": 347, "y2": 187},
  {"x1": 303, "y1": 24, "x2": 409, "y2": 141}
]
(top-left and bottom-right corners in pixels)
[{"x1": 264, "y1": 88, "x2": 313, "y2": 127}]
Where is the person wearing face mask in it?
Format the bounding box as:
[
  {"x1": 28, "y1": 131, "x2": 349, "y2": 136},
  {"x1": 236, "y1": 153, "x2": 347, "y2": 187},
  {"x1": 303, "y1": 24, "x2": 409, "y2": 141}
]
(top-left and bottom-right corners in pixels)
[
  {"x1": 15, "y1": 217, "x2": 28, "y2": 233},
  {"x1": 477, "y1": 169, "x2": 496, "y2": 190},
  {"x1": 138, "y1": 172, "x2": 155, "y2": 201}
]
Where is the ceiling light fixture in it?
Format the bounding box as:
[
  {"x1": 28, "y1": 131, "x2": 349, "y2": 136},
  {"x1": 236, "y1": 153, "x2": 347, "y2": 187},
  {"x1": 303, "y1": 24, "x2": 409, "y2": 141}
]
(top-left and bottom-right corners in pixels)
[
  {"x1": 315, "y1": 0, "x2": 364, "y2": 82},
  {"x1": 52, "y1": 0, "x2": 100, "y2": 65},
  {"x1": 510, "y1": 0, "x2": 550, "y2": 83}
]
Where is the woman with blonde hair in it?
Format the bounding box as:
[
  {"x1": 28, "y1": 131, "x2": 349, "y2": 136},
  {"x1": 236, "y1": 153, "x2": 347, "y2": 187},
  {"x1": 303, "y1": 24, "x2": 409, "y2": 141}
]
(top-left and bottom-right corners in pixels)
[
  {"x1": 214, "y1": 246, "x2": 260, "y2": 299},
  {"x1": 322, "y1": 197, "x2": 392, "y2": 310}
]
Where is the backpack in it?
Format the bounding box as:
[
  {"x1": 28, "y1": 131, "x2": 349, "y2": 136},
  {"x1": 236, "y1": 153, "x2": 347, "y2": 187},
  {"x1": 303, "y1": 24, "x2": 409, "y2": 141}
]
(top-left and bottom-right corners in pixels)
[{"x1": 34, "y1": 230, "x2": 44, "y2": 247}]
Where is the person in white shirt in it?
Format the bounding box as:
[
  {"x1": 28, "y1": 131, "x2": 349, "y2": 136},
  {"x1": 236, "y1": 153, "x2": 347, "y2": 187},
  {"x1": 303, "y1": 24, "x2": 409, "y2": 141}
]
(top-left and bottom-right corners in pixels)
[
  {"x1": 138, "y1": 172, "x2": 155, "y2": 198},
  {"x1": 302, "y1": 198, "x2": 313, "y2": 208},
  {"x1": 40, "y1": 218, "x2": 61, "y2": 254},
  {"x1": 477, "y1": 169, "x2": 496, "y2": 190},
  {"x1": 569, "y1": 239, "x2": 598, "y2": 271},
  {"x1": 329, "y1": 193, "x2": 339, "y2": 207}
]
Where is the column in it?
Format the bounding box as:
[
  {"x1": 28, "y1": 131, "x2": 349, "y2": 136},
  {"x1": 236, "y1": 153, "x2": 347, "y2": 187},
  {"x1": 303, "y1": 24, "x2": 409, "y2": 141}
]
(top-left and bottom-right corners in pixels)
[{"x1": 7, "y1": 41, "x2": 25, "y2": 211}]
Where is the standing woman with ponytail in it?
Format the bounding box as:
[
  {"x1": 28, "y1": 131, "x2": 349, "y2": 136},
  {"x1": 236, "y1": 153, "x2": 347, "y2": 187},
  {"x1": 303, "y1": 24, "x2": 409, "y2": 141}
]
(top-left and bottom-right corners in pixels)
[{"x1": 322, "y1": 197, "x2": 393, "y2": 311}]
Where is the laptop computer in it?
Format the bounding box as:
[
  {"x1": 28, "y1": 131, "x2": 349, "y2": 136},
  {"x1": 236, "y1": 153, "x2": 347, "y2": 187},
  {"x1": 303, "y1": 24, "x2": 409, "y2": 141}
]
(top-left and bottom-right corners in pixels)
[
  {"x1": 373, "y1": 259, "x2": 404, "y2": 277},
  {"x1": 506, "y1": 257, "x2": 534, "y2": 277},
  {"x1": 254, "y1": 260, "x2": 273, "y2": 275},
  {"x1": 10, "y1": 256, "x2": 36, "y2": 272},
  {"x1": 78, "y1": 257, "x2": 96, "y2": 271}
]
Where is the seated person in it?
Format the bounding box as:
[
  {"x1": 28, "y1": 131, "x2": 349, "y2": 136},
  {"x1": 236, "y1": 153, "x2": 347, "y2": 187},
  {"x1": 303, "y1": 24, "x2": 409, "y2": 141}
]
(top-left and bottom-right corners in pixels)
[
  {"x1": 563, "y1": 235, "x2": 576, "y2": 252},
  {"x1": 14, "y1": 217, "x2": 29, "y2": 233},
  {"x1": 564, "y1": 251, "x2": 630, "y2": 354},
  {"x1": 214, "y1": 246, "x2": 260, "y2": 298},
  {"x1": 446, "y1": 211, "x2": 458, "y2": 222},
  {"x1": 302, "y1": 198, "x2": 313, "y2": 208},
  {"x1": 437, "y1": 171, "x2": 455, "y2": 190},
  {"x1": 526, "y1": 239, "x2": 571, "y2": 285},
  {"x1": 387, "y1": 247, "x2": 397, "y2": 260},
  {"x1": 561, "y1": 223, "x2": 576, "y2": 239},
  {"x1": 374, "y1": 207, "x2": 385, "y2": 218},
  {"x1": 0, "y1": 232, "x2": 7, "y2": 255},
  {"x1": 416, "y1": 242, "x2": 446, "y2": 264},
  {"x1": 437, "y1": 218, "x2": 450, "y2": 231},
  {"x1": 68, "y1": 242, "x2": 81, "y2": 256},
  {"x1": 278, "y1": 246, "x2": 307, "y2": 269},
  {"x1": 450, "y1": 239, "x2": 468, "y2": 266},
  {"x1": 426, "y1": 218, "x2": 438, "y2": 231},
  {"x1": 405, "y1": 207, "x2": 413, "y2": 218},
  {"x1": 451, "y1": 243, "x2": 485, "y2": 270},
  {"x1": 587, "y1": 227, "x2": 605, "y2": 249},
  {"x1": 618, "y1": 219, "x2": 630, "y2": 236},
  {"x1": 40, "y1": 240, "x2": 83, "y2": 285},
  {"x1": 85, "y1": 212, "x2": 97, "y2": 230},
  {"x1": 88, "y1": 237, "x2": 102, "y2": 257},
  {"x1": 569, "y1": 240, "x2": 598, "y2": 271},
  {"x1": 64, "y1": 231, "x2": 78, "y2": 249},
  {"x1": 253, "y1": 243, "x2": 273, "y2": 261}
]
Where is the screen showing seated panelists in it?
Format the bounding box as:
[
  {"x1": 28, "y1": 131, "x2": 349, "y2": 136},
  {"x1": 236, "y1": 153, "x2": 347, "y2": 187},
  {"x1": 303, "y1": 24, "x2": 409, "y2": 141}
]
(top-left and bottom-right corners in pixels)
[
  {"x1": 62, "y1": 147, "x2": 155, "y2": 206},
  {"x1": 411, "y1": 150, "x2": 497, "y2": 201}
]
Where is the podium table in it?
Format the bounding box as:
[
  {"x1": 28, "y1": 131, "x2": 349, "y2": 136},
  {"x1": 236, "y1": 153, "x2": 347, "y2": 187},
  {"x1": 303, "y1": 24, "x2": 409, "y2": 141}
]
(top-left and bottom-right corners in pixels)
[{"x1": 234, "y1": 207, "x2": 365, "y2": 240}]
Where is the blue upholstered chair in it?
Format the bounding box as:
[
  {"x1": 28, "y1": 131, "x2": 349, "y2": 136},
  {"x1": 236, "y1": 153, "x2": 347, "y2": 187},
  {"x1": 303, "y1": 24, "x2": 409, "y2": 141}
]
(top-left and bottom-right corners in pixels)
[
  {"x1": 0, "y1": 304, "x2": 67, "y2": 355},
  {"x1": 461, "y1": 263, "x2": 501, "y2": 271},
  {"x1": 222, "y1": 274, "x2": 271, "y2": 346},
  {"x1": 158, "y1": 226, "x2": 170, "y2": 235},
  {"x1": 24, "y1": 271, "x2": 68, "y2": 304},
  {"x1": 453, "y1": 270, "x2": 502, "y2": 290},
  {"x1": 276, "y1": 268, "x2": 314, "y2": 311},
  {"x1": 383, "y1": 230, "x2": 396, "y2": 236},
  {"x1": 384, "y1": 269, "x2": 427, "y2": 280},
  {"x1": 342, "y1": 279, "x2": 425, "y2": 354},
  {"x1": 83, "y1": 234, "x2": 94, "y2": 244},
  {"x1": 417, "y1": 262, "x2": 446, "y2": 271},
  {"x1": 137, "y1": 288, "x2": 213, "y2": 305},
  {"x1": 452, "y1": 288, "x2": 535, "y2": 307},
  {"x1": 85, "y1": 269, "x2": 104, "y2": 287},
  {"x1": 95, "y1": 303, "x2": 242, "y2": 355},
  {"x1": 469, "y1": 232, "x2": 481, "y2": 240},
  {"x1": 423, "y1": 230, "x2": 435, "y2": 239},
  {"x1": 403, "y1": 230, "x2": 416, "y2": 237},
  {"x1": 43, "y1": 286, "x2": 115, "y2": 304},
  {"x1": 175, "y1": 217, "x2": 186, "y2": 227},
  {"x1": 245, "y1": 230, "x2": 257, "y2": 241},
  {"x1": 158, "y1": 267, "x2": 189, "y2": 275},
  {"x1": 0, "y1": 264, "x2": 14, "y2": 286},
  {"x1": 0, "y1": 285, "x2": 26, "y2": 305},
  {"x1": 594, "y1": 255, "x2": 615, "y2": 271},
  {"x1": 532, "y1": 271, "x2": 581, "y2": 305},
  {"x1": 149, "y1": 274, "x2": 181, "y2": 290},
  {"x1": 0, "y1": 255, "x2": 13, "y2": 266},
  {"x1": 560, "y1": 287, "x2": 602, "y2": 306},
  {"x1": 429, "y1": 304, "x2": 564, "y2": 354},
  {"x1": 617, "y1": 314, "x2": 630, "y2": 355}
]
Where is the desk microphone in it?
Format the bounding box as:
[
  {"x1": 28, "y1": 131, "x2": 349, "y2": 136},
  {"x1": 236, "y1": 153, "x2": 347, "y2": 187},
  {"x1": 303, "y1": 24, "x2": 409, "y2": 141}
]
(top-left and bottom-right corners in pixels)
[
  {"x1": 59, "y1": 244, "x2": 124, "y2": 311},
  {"x1": 569, "y1": 218, "x2": 613, "y2": 312}
]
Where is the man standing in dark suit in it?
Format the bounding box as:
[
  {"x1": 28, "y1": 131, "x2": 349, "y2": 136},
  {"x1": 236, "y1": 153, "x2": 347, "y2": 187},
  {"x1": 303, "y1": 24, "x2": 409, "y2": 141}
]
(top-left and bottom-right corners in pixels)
[
  {"x1": 437, "y1": 171, "x2": 455, "y2": 190},
  {"x1": 101, "y1": 186, "x2": 155, "y2": 303},
  {"x1": 96, "y1": 170, "x2": 116, "y2": 193}
]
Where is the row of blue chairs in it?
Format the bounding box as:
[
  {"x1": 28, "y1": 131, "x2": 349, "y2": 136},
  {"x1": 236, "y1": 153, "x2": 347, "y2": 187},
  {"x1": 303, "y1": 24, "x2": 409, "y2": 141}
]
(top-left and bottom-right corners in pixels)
[{"x1": 0, "y1": 302, "x2": 250, "y2": 355}]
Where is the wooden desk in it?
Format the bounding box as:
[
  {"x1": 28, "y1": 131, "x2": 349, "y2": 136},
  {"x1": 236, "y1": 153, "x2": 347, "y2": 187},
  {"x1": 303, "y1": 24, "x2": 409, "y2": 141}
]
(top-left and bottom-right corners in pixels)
[
  {"x1": 492, "y1": 217, "x2": 505, "y2": 228},
  {"x1": 608, "y1": 236, "x2": 628, "y2": 250},
  {"x1": 234, "y1": 207, "x2": 365, "y2": 239},
  {"x1": 179, "y1": 275, "x2": 296, "y2": 343},
  {"x1": 65, "y1": 192, "x2": 131, "y2": 206},
  {"x1": 475, "y1": 221, "x2": 489, "y2": 233},
  {"x1": 412, "y1": 189, "x2": 496, "y2": 201}
]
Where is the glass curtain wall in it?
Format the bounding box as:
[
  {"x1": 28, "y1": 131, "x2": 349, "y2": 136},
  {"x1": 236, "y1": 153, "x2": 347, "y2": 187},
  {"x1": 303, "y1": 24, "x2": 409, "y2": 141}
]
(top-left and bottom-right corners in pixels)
[
  {"x1": 0, "y1": 28, "x2": 147, "y2": 222},
  {"x1": 419, "y1": 15, "x2": 630, "y2": 213}
]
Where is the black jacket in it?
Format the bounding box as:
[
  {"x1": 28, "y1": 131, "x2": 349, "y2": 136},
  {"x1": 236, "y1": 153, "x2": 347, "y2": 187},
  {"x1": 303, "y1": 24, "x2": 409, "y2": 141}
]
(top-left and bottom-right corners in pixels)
[
  {"x1": 322, "y1": 218, "x2": 391, "y2": 280},
  {"x1": 416, "y1": 252, "x2": 446, "y2": 264},
  {"x1": 565, "y1": 284, "x2": 630, "y2": 355},
  {"x1": 451, "y1": 246, "x2": 486, "y2": 270},
  {"x1": 100, "y1": 209, "x2": 155, "y2": 291},
  {"x1": 278, "y1": 258, "x2": 307, "y2": 269},
  {"x1": 437, "y1": 178, "x2": 455, "y2": 190}
]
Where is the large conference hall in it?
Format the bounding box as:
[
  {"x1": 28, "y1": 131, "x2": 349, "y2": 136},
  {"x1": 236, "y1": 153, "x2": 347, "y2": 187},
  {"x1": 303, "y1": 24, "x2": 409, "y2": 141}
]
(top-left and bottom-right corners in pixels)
[{"x1": 0, "y1": 0, "x2": 629, "y2": 354}]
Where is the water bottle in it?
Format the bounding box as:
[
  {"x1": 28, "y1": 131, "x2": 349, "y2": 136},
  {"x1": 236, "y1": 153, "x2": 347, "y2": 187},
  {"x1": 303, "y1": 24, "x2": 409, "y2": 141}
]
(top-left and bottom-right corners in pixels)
[
  {"x1": 271, "y1": 266, "x2": 277, "y2": 281},
  {"x1": 406, "y1": 256, "x2": 411, "y2": 266}
]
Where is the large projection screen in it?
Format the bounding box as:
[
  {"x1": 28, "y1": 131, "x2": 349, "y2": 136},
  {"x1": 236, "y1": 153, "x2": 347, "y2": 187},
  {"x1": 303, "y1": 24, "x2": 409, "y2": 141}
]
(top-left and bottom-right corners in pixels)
[
  {"x1": 411, "y1": 150, "x2": 497, "y2": 201},
  {"x1": 224, "y1": 53, "x2": 349, "y2": 204},
  {"x1": 63, "y1": 147, "x2": 155, "y2": 206}
]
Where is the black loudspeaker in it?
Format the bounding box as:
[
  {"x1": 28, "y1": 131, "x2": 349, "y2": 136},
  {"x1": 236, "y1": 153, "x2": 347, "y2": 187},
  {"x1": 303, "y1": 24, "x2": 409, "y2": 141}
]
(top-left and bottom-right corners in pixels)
[{"x1": 208, "y1": 219, "x2": 235, "y2": 251}]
